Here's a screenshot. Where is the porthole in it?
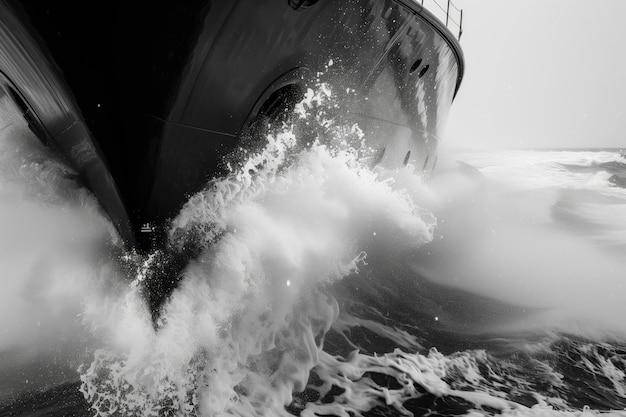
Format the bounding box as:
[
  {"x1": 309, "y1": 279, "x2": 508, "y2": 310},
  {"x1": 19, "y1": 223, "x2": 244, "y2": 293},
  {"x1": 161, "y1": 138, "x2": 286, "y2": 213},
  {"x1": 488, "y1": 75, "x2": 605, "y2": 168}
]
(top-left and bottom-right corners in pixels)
[
  {"x1": 403, "y1": 150, "x2": 411, "y2": 166},
  {"x1": 409, "y1": 58, "x2": 422, "y2": 74},
  {"x1": 288, "y1": 0, "x2": 320, "y2": 10},
  {"x1": 418, "y1": 64, "x2": 430, "y2": 79}
]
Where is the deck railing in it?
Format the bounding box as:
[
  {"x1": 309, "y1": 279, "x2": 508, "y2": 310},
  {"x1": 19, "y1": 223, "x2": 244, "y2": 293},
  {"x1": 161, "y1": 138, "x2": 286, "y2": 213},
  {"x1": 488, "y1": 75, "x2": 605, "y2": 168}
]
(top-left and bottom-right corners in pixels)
[{"x1": 420, "y1": 0, "x2": 463, "y2": 40}]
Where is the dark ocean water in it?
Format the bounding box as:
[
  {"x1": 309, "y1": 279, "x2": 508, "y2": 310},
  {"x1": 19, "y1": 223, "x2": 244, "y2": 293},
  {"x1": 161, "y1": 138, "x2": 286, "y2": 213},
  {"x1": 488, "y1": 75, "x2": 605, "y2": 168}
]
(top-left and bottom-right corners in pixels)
[{"x1": 2, "y1": 88, "x2": 626, "y2": 416}]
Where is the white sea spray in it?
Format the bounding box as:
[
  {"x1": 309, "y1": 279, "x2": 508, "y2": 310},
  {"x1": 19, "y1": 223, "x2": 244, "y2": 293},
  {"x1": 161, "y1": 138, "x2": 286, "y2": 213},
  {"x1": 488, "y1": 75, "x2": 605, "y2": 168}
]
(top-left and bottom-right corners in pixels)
[{"x1": 78, "y1": 84, "x2": 436, "y2": 416}]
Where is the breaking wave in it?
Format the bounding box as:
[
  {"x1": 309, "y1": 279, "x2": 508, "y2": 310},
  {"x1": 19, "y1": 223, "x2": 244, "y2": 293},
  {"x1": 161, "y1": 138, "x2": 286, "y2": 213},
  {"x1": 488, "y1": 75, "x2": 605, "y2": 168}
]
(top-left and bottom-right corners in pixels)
[
  {"x1": 2, "y1": 87, "x2": 626, "y2": 416},
  {"x1": 78, "y1": 85, "x2": 437, "y2": 416}
]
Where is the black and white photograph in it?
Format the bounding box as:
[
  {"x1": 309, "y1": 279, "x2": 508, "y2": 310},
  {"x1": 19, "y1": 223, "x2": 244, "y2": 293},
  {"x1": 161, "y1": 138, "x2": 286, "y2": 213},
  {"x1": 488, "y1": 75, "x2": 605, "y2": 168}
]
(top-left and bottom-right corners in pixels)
[{"x1": 1, "y1": 1, "x2": 625, "y2": 416}]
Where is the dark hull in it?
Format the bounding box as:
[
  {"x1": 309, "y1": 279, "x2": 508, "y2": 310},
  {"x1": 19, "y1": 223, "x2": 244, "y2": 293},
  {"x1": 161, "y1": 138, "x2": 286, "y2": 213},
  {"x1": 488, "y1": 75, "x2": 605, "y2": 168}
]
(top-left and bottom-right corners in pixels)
[{"x1": 0, "y1": 0, "x2": 463, "y2": 250}]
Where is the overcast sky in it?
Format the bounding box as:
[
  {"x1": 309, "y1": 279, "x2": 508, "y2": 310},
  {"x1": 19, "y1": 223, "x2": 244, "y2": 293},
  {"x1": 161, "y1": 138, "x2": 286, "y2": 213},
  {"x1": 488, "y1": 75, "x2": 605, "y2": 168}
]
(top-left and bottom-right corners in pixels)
[{"x1": 443, "y1": 0, "x2": 626, "y2": 149}]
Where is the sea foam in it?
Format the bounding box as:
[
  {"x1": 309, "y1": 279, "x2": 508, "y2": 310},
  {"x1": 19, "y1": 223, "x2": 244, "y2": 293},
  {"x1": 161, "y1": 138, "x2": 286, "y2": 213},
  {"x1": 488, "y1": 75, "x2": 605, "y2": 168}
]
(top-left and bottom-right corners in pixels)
[{"x1": 79, "y1": 85, "x2": 436, "y2": 416}]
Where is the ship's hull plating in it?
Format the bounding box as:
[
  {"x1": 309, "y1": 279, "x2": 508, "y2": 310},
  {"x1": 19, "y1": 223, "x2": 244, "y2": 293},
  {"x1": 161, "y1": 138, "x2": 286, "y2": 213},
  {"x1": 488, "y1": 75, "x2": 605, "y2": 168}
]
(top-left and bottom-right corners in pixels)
[{"x1": 0, "y1": 0, "x2": 463, "y2": 249}]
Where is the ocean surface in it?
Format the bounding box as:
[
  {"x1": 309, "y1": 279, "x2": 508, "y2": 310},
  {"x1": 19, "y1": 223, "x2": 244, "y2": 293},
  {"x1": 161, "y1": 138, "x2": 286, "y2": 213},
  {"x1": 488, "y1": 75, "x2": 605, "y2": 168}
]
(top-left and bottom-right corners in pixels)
[{"x1": 1, "y1": 88, "x2": 626, "y2": 416}]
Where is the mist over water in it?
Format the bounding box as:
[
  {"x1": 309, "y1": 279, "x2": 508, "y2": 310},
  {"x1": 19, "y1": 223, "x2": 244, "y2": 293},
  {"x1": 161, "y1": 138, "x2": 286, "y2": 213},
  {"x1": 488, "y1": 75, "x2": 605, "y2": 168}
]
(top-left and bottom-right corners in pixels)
[
  {"x1": 1, "y1": 86, "x2": 626, "y2": 416},
  {"x1": 78, "y1": 87, "x2": 440, "y2": 416},
  {"x1": 413, "y1": 150, "x2": 626, "y2": 338},
  {"x1": 0, "y1": 94, "x2": 123, "y2": 399}
]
